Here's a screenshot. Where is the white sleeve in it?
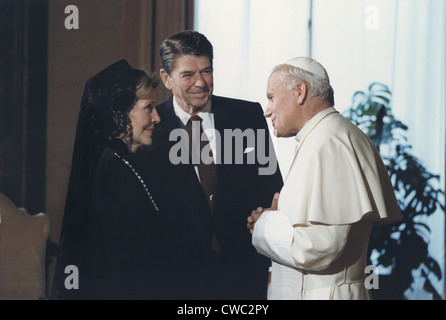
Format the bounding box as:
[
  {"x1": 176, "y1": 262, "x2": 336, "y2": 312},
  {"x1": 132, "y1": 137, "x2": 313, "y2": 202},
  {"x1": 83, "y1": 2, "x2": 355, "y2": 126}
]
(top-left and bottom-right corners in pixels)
[{"x1": 252, "y1": 210, "x2": 351, "y2": 271}]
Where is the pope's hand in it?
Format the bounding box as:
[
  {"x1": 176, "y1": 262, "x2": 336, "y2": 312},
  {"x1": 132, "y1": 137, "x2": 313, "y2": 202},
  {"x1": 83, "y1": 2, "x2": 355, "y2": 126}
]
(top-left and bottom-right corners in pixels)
[{"x1": 247, "y1": 192, "x2": 279, "y2": 235}]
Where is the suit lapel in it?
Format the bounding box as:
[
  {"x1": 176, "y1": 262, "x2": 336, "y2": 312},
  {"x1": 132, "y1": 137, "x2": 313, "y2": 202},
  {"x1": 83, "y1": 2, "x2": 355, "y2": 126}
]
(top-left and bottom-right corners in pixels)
[
  {"x1": 211, "y1": 96, "x2": 235, "y2": 213},
  {"x1": 156, "y1": 96, "x2": 181, "y2": 140},
  {"x1": 158, "y1": 97, "x2": 211, "y2": 215}
]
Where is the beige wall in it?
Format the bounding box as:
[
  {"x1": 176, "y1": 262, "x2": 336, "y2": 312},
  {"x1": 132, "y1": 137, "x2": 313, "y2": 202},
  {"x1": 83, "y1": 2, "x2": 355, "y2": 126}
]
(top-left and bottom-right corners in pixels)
[{"x1": 46, "y1": 0, "x2": 192, "y2": 292}]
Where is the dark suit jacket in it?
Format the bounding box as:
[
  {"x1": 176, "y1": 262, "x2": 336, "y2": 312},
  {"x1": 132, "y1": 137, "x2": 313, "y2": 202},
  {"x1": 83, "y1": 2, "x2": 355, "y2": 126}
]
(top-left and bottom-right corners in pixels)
[{"x1": 137, "y1": 95, "x2": 283, "y2": 300}]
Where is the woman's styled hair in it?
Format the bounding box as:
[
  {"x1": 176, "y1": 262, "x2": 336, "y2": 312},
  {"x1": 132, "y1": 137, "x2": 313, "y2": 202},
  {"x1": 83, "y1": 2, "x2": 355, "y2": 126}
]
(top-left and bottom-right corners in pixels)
[
  {"x1": 73, "y1": 61, "x2": 159, "y2": 184},
  {"x1": 67, "y1": 60, "x2": 158, "y2": 218},
  {"x1": 108, "y1": 70, "x2": 159, "y2": 142},
  {"x1": 159, "y1": 30, "x2": 214, "y2": 75},
  {"x1": 277, "y1": 64, "x2": 335, "y2": 106}
]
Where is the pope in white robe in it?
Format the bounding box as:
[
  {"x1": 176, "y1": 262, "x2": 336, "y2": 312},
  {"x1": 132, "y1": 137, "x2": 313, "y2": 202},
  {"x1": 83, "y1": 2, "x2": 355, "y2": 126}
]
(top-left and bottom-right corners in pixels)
[{"x1": 249, "y1": 57, "x2": 401, "y2": 300}]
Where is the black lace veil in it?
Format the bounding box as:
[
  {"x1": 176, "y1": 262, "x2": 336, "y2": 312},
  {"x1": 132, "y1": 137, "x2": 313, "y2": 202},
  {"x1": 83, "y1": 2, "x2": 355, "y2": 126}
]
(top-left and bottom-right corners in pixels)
[{"x1": 51, "y1": 59, "x2": 145, "y2": 298}]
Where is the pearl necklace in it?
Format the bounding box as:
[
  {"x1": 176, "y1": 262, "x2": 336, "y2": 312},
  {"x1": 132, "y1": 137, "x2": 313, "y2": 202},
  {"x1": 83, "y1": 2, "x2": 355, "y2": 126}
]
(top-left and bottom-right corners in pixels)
[{"x1": 114, "y1": 152, "x2": 159, "y2": 212}]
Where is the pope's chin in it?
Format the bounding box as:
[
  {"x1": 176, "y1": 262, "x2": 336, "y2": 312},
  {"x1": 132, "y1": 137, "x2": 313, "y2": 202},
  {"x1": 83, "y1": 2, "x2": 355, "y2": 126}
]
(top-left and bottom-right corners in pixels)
[
  {"x1": 271, "y1": 125, "x2": 281, "y2": 138},
  {"x1": 272, "y1": 128, "x2": 278, "y2": 137},
  {"x1": 273, "y1": 128, "x2": 293, "y2": 138}
]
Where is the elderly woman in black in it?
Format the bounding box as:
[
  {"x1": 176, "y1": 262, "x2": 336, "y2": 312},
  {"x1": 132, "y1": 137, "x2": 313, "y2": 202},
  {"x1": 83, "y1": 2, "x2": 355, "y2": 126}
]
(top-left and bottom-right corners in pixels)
[{"x1": 52, "y1": 60, "x2": 172, "y2": 299}]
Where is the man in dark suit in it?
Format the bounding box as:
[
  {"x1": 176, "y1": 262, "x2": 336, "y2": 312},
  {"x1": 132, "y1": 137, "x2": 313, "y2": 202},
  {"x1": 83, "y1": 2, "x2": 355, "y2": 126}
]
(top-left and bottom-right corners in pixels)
[{"x1": 137, "y1": 30, "x2": 283, "y2": 300}]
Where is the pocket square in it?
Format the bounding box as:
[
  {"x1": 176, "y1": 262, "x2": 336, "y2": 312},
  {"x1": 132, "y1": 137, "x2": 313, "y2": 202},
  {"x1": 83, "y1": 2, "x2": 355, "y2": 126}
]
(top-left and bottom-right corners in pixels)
[{"x1": 244, "y1": 147, "x2": 255, "y2": 154}]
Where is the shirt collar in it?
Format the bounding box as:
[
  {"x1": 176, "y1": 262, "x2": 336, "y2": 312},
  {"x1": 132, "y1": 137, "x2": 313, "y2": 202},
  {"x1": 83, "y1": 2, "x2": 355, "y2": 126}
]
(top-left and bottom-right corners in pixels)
[
  {"x1": 173, "y1": 96, "x2": 213, "y2": 126},
  {"x1": 295, "y1": 107, "x2": 337, "y2": 144}
]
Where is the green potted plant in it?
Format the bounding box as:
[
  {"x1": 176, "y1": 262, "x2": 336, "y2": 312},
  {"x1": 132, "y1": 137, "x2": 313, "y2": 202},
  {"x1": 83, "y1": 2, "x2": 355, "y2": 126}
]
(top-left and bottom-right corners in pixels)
[{"x1": 343, "y1": 82, "x2": 445, "y2": 300}]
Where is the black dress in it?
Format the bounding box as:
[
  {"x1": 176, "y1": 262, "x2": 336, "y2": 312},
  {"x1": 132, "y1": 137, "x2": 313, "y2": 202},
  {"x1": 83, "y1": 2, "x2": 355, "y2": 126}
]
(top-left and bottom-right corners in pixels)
[{"x1": 54, "y1": 140, "x2": 173, "y2": 299}]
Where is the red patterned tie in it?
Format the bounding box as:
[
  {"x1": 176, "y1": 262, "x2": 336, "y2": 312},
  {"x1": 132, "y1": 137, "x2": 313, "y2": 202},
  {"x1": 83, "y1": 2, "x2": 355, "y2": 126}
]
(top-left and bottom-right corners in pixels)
[
  {"x1": 189, "y1": 115, "x2": 216, "y2": 208},
  {"x1": 188, "y1": 115, "x2": 220, "y2": 252}
]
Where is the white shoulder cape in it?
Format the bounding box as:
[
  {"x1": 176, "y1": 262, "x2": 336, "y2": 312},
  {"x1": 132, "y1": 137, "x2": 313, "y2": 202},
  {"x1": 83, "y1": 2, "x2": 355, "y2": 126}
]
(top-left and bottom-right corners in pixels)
[{"x1": 279, "y1": 108, "x2": 401, "y2": 226}]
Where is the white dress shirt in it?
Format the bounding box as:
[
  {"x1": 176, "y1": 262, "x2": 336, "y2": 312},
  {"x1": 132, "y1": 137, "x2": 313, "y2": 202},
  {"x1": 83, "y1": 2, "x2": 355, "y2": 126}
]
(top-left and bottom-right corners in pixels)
[{"x1": 173, "y1": 97, "x2": 218, "y2": 180}]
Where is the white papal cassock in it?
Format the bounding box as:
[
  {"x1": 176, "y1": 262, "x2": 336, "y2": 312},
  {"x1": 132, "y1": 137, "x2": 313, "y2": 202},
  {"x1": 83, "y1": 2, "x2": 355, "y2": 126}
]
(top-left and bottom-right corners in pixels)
[{"x1": 252, "y1": 107, "x2": 401, "y2": 300}]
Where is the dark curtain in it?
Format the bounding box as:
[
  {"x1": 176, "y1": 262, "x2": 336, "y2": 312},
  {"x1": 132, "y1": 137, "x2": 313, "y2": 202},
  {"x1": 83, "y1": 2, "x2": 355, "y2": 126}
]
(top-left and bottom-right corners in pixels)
[{"x1": 0, "y1": 0, "x2": 48, "y2": 215}]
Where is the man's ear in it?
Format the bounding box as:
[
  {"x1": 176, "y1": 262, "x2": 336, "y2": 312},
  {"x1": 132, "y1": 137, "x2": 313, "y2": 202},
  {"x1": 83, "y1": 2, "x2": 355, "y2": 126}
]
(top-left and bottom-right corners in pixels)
[
  {"x1": 294, "y1": 81, "x2": 308, "y2": 105},
  {"x1": 159, "y1": 69, "x2": 172, "y2": 90}
]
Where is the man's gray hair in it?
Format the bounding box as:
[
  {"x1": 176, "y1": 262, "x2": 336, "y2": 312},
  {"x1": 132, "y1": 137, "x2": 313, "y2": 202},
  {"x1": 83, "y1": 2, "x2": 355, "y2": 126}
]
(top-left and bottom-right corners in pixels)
[{"x1": 275, "y1": 64, "x2": 335, "y2": 106}]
